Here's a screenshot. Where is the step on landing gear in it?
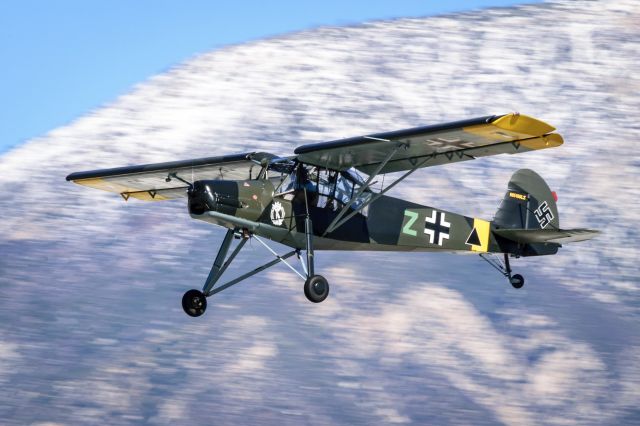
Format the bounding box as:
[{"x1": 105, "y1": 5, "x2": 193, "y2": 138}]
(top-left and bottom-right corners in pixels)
[{"x1": 479, "y1": 253, "x2": 525, "y2": 289}]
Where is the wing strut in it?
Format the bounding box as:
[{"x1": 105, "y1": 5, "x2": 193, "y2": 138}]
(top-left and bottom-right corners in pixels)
[
  {"x1": 324, "y1": 153, "x2": 436, "y2": 235},
  {"x1": 323, "y1": 141, "x2": 405, "y2": 236}
]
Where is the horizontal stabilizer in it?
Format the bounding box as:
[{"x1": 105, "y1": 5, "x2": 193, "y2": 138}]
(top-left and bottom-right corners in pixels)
[{"x1": 494, "y1": 228, "x2": 600, "y2": 244}]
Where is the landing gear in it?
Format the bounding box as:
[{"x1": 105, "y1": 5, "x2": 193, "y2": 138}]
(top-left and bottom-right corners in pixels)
[
  {"x1": 479, "y1": 252, "x2": 525, "y2": 289},
  {"x1": 300, "y1": 214, "x2": 330, "y2": 303},
  {"x1": 304, "y1": 275, "x2": 329, "y2": 303},
  {"x1": 182, "y1": 289, "x2": 207, "y2": 317},
  {"x1": 181, "y1": 216, "x2": 330, "y2": 317}
]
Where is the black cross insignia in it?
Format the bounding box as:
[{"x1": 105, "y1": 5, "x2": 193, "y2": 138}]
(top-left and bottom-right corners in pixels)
[{"x1": 424, "y1": 210, "x2": 451, "y2": 246}]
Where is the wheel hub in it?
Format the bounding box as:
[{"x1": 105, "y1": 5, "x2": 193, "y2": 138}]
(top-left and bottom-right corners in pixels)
[{"x1": 312, "y1": 281, "x2": 326, "y2": 295}]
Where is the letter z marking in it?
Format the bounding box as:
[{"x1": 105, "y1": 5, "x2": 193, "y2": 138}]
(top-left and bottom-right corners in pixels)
[{"x1": 402, "y1": 210, "x2": 419, "y2": 236}]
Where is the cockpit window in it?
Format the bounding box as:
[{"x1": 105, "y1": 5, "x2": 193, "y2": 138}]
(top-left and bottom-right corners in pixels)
[
  {"x1": 343, "y1": 168, "x2": 367, "y2": 186},
  {"x1": 273, "y1": 163, "x2": 311, "y2": 194},
  {"x1": 274, "y1": 172, "x2": 296, "y2": 194},
  {"x1": 307, "y1": 166, "x2": 372, "y2": 214},
  {"x1": 272, "y1": 162, "x2": 373, "y2": 215},
  {"x1": 339, "y1": 169, "x2": 372, "y2": 211}
]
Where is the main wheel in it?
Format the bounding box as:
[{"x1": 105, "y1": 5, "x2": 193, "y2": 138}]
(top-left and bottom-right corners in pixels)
[
  {"x1": 304, "y1": 275, "x2": 330, "y2": 303},
  {"x1": 510, "y1": 274, "x2": 525, "y2": 289},
  {"x1": 182, "y1": 289, "x2": 207, "y2": 317}
]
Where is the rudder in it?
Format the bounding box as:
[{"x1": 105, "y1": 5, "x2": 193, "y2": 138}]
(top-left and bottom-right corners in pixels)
[{"x1": 493, "y1": 169, "x2": 560, "y2": 256}]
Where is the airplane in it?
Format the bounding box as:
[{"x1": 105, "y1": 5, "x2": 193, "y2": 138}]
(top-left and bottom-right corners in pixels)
[{"x1": 66, "y1": 113, "x2": 599, "y2": 317}]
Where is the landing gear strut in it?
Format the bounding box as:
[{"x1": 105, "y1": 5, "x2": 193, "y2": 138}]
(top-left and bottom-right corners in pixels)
[
  {"x1": 479, "y1": 253, "x2": 525, "y2": 289},
  {"x1": 301, "y1": 214, "x2": 329, "y2": 303},
  {"x1": 181, "y1": 219, "x2": 330, "y2": 317}
]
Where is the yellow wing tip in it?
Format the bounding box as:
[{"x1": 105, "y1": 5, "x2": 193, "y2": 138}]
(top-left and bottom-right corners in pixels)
[
  {"x1": 492, "y1": 113, "x2": 556, "y2": 137},
  {"x1": 546, "y1": 132, "x2": 564, "y2": 147},
  {"x1": 519, "y1": 132, "x2": 564, "y2": 151}
]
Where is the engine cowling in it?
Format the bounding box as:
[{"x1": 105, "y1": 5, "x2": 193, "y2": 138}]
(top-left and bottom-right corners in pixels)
[{"x1": 188, "y1": 179, "x2": 272, "y2": 222}]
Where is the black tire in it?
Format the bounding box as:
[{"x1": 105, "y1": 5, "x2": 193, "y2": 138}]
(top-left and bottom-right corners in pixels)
[
  {"x1": 303, "y1": 280, "x2": 311, "y2": 301},
  {"x1": 182, "y1": 289, "x2": 207, "y2": 317},
  {"x1": 304, "y1": 275, "x2": 330, "y2": 303},
  {"x1": 510, "y1": 274, "x2": 525, "y2": 289}
]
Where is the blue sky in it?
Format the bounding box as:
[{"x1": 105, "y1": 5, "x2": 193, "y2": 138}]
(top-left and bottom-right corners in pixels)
[{"x1": 1, "y1": 0, "x2": 538, "y2": 153}]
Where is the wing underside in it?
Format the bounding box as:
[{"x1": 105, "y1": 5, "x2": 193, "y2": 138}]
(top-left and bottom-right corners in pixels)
[
  {"x1": 66, "y1": 152, "x2": 275, "y2": 201},
  {"x1": 294, "y1": 113, "x2": 563, "y2": 174}
]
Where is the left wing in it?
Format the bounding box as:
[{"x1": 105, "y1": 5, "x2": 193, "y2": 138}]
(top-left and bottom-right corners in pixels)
[
  {"x1": 66, "y1": 152, "x2": 275, "y2": 201},
  {"x1": 294, "y1": 113, "x2": 563, "y2": 175}
]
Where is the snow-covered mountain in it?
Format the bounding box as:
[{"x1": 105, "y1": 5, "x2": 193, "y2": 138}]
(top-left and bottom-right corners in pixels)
[{"x1": 1, "y1": 1, "x2": 639, "y2": 424}]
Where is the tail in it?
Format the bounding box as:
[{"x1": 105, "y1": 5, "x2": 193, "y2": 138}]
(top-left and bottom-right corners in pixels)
[
  {"x1": 494, "y1": 169, "x2": 559, "y2": 231},
  {"x1": 492, "y1": 169, "x2": 598, "y2": 256}
]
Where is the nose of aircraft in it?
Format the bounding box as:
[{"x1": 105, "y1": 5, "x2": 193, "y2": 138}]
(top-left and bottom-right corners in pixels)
[{"x1": 188, "y1": 181, "x2": 215, "y2": 215}]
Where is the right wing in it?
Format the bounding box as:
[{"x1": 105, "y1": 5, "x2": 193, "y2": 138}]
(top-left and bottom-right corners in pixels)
[{"x1": 66, "y1": 152, "x2": 275, "y2": 201}]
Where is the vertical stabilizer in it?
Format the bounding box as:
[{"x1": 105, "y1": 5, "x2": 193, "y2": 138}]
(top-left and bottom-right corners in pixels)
[
  {"x1": 494, "y1": 169, "x2": 559, "y2": 231},
  {"x1": 493, "y1": 169, "x2": 561, "y2": 256}
]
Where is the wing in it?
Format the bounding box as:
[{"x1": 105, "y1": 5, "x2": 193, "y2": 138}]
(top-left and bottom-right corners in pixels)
[
  {"x1": 66, "y1": 152, "x2": 275, "y2": 201},
  {"x1": 294, "y1": 113, "x2": 563, "y2": 174}
]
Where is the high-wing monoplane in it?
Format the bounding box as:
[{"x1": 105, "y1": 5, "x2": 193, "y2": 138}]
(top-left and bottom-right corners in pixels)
[{"x1": 67, "y1": 113, "x2": 599, "y2": 317}]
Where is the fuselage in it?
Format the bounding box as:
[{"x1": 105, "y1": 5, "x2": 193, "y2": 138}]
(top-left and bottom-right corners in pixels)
[{"x1": 188, "y1": 177, "x2": 504, "y2": 254}]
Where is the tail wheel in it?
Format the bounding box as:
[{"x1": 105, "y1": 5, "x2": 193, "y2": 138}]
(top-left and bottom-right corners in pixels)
[
  {"x1": 304, "y1": 275, "x2": 329, "y2": 303},
  {"x1": 510, "y1": 274, "x2": 525, "y2": 289},
  {"x1": 182, "y1": 289, "x2": 207, "y2": 317}
]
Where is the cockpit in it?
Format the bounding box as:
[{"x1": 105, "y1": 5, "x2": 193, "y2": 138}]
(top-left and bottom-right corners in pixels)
[{"x1": 269, "y1": 160, "x2": 374, "y2": 215}]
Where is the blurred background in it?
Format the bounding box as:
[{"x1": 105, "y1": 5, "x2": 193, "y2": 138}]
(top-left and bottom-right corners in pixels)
[{"x1": 1, "y1": 0, "x2": 639, "y2": 424}]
